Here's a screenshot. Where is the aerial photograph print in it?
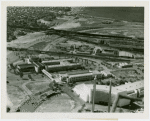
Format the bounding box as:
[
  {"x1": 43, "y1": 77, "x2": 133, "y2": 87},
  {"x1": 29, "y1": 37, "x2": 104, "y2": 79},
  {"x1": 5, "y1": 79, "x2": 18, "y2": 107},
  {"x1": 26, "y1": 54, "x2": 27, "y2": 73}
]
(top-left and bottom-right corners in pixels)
[{"x1": 6, "y1": 7, "x2": 144, "y2": 113}]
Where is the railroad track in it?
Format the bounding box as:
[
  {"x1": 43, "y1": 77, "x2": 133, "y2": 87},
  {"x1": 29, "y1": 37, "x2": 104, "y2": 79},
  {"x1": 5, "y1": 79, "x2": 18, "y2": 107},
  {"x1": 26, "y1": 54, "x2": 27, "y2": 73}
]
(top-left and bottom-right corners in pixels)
[
  {"x1": 8, "y1": 25, "x2": 141, "y2": 40},
  {"x1": 7, "y1": 47, "x2": 136, "y2": 62}
]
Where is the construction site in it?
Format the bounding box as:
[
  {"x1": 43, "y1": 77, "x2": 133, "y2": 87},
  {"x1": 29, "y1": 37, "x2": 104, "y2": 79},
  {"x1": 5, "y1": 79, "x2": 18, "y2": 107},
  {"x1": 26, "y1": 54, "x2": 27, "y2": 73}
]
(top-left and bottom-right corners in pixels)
[{"x1": 7, "y1": 7, "x2": 144, "y2": 113}]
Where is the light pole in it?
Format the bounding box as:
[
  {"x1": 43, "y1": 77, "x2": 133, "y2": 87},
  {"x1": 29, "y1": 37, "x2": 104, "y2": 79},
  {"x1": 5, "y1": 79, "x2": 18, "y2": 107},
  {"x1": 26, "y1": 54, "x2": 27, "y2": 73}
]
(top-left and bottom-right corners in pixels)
[
  {"x1": 92, "y1": 75, "x2": 97, "y2": 112},
  {"x1": 108, "y1": 79, "x2": 112, "y2": 112}
]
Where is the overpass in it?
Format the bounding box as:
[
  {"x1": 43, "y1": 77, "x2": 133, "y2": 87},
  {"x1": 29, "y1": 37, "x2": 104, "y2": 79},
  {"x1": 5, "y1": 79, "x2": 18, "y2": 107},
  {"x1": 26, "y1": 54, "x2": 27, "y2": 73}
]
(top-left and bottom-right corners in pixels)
[{"x1": 42, "y1": 69, "x2": 53, "y2": 81}]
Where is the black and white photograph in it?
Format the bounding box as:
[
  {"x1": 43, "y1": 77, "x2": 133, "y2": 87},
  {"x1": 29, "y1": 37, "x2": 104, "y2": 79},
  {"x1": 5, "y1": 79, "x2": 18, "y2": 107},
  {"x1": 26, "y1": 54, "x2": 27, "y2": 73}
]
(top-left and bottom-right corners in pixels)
[{"x1": 1, "y1": 1, "x2": 149, "y2": 120}]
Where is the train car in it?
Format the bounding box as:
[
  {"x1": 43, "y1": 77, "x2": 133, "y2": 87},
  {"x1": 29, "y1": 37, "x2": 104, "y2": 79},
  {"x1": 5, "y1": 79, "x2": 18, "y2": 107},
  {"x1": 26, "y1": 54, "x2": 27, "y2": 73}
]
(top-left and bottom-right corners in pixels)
[{"x1": 114, "y1": 50, "x2": 135, "y2": 58}]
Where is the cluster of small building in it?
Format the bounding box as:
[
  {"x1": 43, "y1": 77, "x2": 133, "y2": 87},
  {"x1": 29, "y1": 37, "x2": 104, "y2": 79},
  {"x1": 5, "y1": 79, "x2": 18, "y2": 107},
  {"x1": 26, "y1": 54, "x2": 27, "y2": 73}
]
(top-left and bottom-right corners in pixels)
[
  {"x1": 57, "y1": 42, "x2": 143, "y2": 59},
  {"x1": 12, "y1": 56, "x2": 83, "y2": 75}
]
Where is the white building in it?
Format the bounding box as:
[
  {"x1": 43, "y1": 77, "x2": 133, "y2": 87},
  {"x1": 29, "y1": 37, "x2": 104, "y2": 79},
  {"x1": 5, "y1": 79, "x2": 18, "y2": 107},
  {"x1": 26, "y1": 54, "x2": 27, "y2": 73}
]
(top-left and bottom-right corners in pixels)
[{"x1": 73, "y1": 81, "x2": 144, "y2": 107}]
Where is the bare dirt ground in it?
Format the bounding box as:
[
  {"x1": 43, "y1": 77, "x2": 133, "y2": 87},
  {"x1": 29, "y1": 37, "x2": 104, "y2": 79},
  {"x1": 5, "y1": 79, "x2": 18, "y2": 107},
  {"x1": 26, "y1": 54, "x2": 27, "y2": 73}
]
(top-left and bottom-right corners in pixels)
[{"x1": 35, "y1": 93, "x2": 73, "y2": 112}]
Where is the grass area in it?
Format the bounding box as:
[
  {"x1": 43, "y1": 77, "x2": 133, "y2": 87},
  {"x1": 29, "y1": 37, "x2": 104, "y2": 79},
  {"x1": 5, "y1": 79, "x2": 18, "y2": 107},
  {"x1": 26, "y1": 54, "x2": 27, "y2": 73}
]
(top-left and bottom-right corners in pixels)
[{"x1": 30, "y1": 42, "x2": 48, "y2": 50}]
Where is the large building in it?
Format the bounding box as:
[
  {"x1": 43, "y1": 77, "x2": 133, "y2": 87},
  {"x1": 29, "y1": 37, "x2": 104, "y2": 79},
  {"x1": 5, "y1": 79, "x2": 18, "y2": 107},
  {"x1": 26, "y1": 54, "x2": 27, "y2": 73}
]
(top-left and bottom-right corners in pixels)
[
  {"x1": 60, "y1": 70, "x2": 103, "y2": 83},
  {"x1": 45, "y1": 63, "x2": 82, "y2": 72},
  {"x1": 73, "y1": 81, "x2": 144, "y2": 107},
  {"x1": 16, "y1": 64, "x2": 35, "y2": 73}
]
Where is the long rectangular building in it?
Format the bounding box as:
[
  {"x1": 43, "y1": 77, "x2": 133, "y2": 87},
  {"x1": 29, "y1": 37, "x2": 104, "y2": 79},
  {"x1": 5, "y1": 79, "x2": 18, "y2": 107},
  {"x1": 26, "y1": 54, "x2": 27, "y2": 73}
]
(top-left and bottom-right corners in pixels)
[
  {"x1": 45, "y1": 63, "x2": 82, "y2": 72},
  {"x1": 16, "y1": 64, "x2": 35, "y2": 72}
]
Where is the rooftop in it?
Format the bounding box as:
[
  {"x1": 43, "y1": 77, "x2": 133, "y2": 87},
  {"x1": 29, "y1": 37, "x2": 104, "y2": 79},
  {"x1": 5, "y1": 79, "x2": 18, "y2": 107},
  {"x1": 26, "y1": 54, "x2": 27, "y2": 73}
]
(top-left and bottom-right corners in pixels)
[
  {"x1": 47, "y1": 63, "x2": 81, "y2": 68},
  {"x1": 33, "y1": 62, "x2": 45, "y2": 67},
  {"x1": 43, "y1": 61, "x2": 60, "y2": 66},
  {"x1": 17, "y1": 64, "x2": 35, "y2": 68},
  {"x1": 69, "y1": 72, "x2": 93, "y2": 78},
  {"x1": 67, "y1": 70, "x2": 90, "y2": 75}
]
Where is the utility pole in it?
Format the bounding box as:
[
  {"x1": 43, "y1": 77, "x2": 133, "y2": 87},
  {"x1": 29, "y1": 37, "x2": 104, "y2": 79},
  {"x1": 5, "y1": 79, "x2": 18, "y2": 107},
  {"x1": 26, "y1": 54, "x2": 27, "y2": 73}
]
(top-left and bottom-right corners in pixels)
[
  {"x1": 108, "y1": 79, "x2": 112, "y2": 112},
  {"x1": 92, "y1": 75, "x2": 97, "y2": 112}
]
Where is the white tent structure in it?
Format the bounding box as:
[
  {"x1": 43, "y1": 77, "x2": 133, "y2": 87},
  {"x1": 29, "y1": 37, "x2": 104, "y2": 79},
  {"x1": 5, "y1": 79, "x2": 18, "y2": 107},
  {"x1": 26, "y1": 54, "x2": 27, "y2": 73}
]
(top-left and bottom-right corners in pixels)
[
  {"x1": 73, "y1": 81, "x2": 144, "y2": 107},
  {"x1": 73, "y1": 84, "x2": 91, "y2": 102}
]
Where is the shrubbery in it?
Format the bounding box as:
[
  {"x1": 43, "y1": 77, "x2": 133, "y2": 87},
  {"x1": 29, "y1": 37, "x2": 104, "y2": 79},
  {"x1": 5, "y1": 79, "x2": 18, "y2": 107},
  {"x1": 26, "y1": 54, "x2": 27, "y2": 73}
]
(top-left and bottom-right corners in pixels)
[{"x1": 7, "y1": 7, "x2": 71, "y2": 42}]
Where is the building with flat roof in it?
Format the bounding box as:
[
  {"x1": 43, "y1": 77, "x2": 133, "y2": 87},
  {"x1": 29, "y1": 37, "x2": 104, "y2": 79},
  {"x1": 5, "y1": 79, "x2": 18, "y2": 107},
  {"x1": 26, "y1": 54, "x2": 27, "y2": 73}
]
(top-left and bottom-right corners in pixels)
[
  {"x1": 67, "y1": 70, "x2": 90, "y2": 75},
  {"x1": 59, "y1": 70, "x2": 103, "y2": 83},
  {"x1": 69, "y1": 73, "x2": 93, "y2": 82},
  {"x1": 45, "y1": 63, "x2": 82, "y2": 72}
]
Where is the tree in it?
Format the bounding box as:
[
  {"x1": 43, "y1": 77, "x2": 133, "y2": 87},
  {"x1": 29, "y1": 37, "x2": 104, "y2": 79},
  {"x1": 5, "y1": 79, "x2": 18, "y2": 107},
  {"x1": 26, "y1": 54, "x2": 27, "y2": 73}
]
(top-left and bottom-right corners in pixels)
[
  {"x1": 28, "y1": 74, "x2": 32, "y2": 80},
  {"x1": 20, "y1": 72, "x2": 23, "y2": 78},
  {"x1": 10, "y1": 63, "x2": 14, "y2": 69}
]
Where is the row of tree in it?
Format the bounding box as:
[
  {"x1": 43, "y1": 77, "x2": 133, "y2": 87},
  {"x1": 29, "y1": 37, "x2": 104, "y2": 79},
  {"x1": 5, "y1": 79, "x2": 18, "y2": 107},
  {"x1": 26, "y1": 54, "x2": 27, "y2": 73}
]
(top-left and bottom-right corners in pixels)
[{"x1": 7, "y1": 7, "x2": 71, "y2": 42}]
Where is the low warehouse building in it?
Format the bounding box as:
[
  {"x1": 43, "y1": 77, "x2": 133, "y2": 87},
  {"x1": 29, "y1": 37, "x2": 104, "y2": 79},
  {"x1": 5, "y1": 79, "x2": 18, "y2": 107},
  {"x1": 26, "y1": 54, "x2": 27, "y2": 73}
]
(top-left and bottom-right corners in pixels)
[
  {"x1": 42, "y1": 60, "x2": 60, "y2": 65},
  {"x1": 16, "y1": 64, "x2": 35, "y2": 73},
  {"x1": 68, "y1": 73, "x2": 94, "y2": 83},
  {"x1": 45, "y1": 63, "x2": 82, "y2": 72},
  {"x1": 60, "y1": 70, "x2": 103, "y2": 83}
]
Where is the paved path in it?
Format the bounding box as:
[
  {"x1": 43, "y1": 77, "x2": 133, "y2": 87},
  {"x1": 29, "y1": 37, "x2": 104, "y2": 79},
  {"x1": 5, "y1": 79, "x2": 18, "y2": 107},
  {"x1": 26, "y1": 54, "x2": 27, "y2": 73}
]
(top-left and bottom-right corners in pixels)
[{"x1": 22, "y1": 81, "x2": 33, "y2": 95}]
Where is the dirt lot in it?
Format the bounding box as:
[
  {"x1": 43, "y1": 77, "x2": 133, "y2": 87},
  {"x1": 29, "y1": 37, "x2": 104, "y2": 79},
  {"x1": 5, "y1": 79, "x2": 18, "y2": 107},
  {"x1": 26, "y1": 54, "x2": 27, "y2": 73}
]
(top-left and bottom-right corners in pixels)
[
  {"x1": 26, "y1": 81, "x2": 50, "y2": 94},
  {"x1": 35, "y1": 93, "x2": 73, "y2": 112}
]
